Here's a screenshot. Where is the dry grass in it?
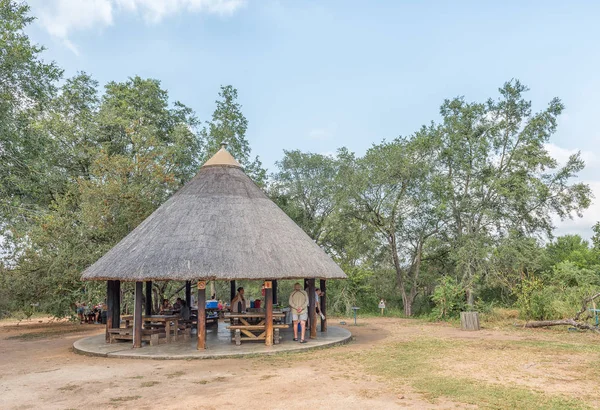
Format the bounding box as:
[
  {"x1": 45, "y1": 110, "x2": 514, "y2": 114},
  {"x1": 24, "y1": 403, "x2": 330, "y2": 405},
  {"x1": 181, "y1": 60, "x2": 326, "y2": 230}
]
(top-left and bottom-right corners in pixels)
[{"x1": 358, "y1": 338, "x2": 594, "y2": 409}]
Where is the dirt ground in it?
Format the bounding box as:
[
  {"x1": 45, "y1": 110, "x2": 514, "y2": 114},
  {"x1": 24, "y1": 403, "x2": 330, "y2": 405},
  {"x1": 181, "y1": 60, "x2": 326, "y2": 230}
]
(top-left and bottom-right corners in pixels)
[{"x1": 0, "y1": 316, "x2": 598, "y2": 409}]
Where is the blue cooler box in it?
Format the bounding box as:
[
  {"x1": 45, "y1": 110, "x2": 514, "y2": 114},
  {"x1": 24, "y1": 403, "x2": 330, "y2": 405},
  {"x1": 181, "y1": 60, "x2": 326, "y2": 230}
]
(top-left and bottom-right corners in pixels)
[{"x1": 206, "y1": 300, "x2": 218, "y2": 309}]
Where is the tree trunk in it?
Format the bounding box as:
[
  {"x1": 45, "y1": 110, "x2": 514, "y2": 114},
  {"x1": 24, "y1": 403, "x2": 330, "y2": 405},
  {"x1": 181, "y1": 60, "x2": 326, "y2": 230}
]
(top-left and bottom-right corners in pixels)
[
  {"x1": 403, "y1": 297, "x2": 412, "y2": 317},
  {"x1": 390, "y1": 233, "x2": 413, "y2": 317},
  {"x1": 524, "y1": 292, "x2": 600, "y2": 333},
  {"x1": 524, "y1": 319, "x2": 599, "y2": 333},
  {"x1": 466, "y1": 287, "x2": 474, "y2": 308}
]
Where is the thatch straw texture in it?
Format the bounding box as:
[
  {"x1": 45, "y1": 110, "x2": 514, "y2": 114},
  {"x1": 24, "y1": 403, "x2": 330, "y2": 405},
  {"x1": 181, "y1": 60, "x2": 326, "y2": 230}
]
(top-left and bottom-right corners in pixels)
[{"x1": 81, "y1": 161, "x2": 347, "y2": 282}]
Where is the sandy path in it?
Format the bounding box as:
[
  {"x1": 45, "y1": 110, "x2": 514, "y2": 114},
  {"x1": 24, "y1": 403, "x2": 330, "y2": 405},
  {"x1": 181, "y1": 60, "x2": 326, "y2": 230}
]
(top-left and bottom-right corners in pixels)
[
  {"x1": 1, "y1": 317, "x2": 597, "y2": 409},
  {"x1": 0, "y1": 318, "x2": 426, "y2": 409}
]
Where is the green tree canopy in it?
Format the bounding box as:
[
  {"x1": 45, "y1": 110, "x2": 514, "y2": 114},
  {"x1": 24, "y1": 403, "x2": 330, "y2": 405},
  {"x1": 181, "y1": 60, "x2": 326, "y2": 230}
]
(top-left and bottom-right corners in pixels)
[{"x1": 200, "y1": 85, "x2": 266, "y2": 184}]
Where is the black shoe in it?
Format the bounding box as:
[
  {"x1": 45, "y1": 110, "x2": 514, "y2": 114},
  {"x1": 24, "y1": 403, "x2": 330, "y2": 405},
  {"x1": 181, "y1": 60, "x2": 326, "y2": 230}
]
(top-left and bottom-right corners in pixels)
[
  {"x1": 293, "y1": 338, "x2": 298, "y2": 341},
  {"x1": 300, "y1": 340, "x2": 307, "y2": 344}
]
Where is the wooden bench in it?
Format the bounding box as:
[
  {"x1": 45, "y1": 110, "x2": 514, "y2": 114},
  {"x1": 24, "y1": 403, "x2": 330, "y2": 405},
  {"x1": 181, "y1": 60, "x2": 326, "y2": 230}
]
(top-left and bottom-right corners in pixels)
[
  {"x1": 227, "y1": 324, "x2": 289, "y2": 345},
  {"x1": 108, "y1": 328, "x2": 164, "y2": 346}
]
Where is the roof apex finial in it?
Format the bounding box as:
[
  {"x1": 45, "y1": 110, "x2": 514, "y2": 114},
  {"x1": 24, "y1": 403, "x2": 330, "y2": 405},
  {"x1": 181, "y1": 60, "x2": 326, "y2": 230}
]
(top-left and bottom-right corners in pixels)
[{"x1": 220, "y1": 141, "x2": 228, "y2": 149}]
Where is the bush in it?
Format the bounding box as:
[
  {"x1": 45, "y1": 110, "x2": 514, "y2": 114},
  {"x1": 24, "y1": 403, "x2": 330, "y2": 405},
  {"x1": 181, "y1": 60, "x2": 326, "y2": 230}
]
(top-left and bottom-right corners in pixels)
[
  {"x1": 431, "y1": 276, "x2": 465, "y2": 320},
  {"x1": 516, "y1": 262, "x2": 600, "y2": 320}
]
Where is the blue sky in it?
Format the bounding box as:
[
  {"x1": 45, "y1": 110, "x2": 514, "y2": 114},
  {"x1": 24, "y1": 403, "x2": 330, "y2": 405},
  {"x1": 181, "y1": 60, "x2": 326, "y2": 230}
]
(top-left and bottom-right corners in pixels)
[{"x1": 26, "y1": 0, "x2": 600, "y2": 238}]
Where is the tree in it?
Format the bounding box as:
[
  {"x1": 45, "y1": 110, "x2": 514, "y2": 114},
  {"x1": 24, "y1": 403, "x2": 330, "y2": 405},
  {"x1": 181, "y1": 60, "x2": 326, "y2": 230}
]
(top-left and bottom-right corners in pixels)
[
  {"x1": 270, "y1": 150, "x2": 341, "y2": 244},
  {"x1": 0, "y1": 0, "x2": 62, "y2": 229},
  {"x1": 592, "y1": 222, "x2": 600, "y2": 250},
  {"x1": 339, "y1": 132, "x2": 440, "y2": 316},
  {"x1": 3, "y1": 76, "x2": 202, "y2": 316},
  {"x1": 434, "y1": 80, "x2": 592, "y2": 307},
  {"x1": 200, "y1": 85, "x2": 266, "y2": 184}
]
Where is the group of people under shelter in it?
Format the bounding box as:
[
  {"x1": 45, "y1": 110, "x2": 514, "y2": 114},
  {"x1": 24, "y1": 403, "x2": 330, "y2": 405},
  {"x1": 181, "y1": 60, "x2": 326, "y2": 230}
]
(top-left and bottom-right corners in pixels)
[
  {"x1": 75, "y1": 301, "x2": 106, "y2": 324},
  {"x1": 231, "y1": 282, "x2": 326, "y2": 344},
  {"x1": 77, "y1": 282, "x2": 326, "y2": 345}
]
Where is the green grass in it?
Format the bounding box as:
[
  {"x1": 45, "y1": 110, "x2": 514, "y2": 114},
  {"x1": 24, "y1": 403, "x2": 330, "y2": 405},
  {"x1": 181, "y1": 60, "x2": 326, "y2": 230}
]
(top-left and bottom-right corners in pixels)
[
  {"x1": 140, "y1": 381, "x2": 159, "y2": 387},
  {"x1": 359, "y1": 339, "x2": 592, "y2": 409}
]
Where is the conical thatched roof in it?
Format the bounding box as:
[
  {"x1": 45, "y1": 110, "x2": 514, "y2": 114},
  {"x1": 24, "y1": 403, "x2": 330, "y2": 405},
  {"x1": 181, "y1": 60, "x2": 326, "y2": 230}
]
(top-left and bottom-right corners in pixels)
[{"x1": 81, "y1": 147, "x2": 346, "y2": 282}]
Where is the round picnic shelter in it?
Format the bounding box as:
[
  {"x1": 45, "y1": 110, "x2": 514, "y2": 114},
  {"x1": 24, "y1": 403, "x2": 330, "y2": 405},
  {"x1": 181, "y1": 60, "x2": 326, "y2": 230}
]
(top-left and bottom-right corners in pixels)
[{"x1": 80, "y1": 145, "x2": 347, "y2": 352}]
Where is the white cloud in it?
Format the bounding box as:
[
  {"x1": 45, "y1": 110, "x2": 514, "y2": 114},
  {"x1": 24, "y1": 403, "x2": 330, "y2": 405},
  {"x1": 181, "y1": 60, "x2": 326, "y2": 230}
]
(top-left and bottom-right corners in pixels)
[
  {"x1": 538, "y1": 143, "x2": 600, "y2": 239},
  {"x1": 29, "y1": 0, "x2": 246, "y2": 54},
  {"x1": 553, "y1": 180, "x2": 600, "y2": 240},
  {"x1": 114, "y1": 0, "x2": 246, "y2": 23},
  {"x1": 544, "y1": 143, "x2": 598, "y2": 167}
]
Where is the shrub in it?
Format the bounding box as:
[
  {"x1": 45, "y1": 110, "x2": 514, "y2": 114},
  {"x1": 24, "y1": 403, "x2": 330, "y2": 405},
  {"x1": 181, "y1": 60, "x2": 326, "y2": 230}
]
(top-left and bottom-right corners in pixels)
[{"x1": 431, "y1": 276, "x2": 465, "y2": 320}]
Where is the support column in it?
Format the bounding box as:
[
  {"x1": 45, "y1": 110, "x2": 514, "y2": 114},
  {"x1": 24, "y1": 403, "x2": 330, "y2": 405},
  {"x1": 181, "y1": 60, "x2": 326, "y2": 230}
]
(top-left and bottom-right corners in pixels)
[
  {"x1": 308, "y1": 278, "x2": 316, "y2": 339},
  {"x1": 106, "y1": 280, "x2": 121, "y2": 343},
  {"x1": 320, "y1": 279, "x2": 327, "y2": 332},
  {"x1": 133, "y1": 281, "x2": 143, "y2": 348},
  {"x1": 185, "y1": 281, "x2": 191, "y2": 308},
  {"x1": 230, "y1": 280, "x2": 236, "y2": 303},
  {"x1": 105, "y1": 281, "x2": 114, "y2": 343},
  {"x1": 113, "y1": 280, "x2": 121, "y2": 329},
  {"x1": 304, "y1": 278, "x2": 309, "y2": 290},
  {"x1": 197, "y1": 281, "x2": 207, "y2": 350},
  {"x1": 272, "y1": 280, "x2": 278, "y2": 305},
  {"x1": 145, "y1": 281, "x2": 152, "y2": 316},
  {"x1": 265, "y1": 281, "x2": 273, "y2": 346}
]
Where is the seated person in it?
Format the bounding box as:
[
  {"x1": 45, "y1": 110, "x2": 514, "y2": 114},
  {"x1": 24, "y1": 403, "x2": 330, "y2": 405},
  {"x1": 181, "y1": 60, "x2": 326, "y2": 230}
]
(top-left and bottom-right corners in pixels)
[
  {"x1": 231, "y1": 287, "x2": 246, "y2": 313},
  {"x1": 179, "y1": 299, "x2": 190, "y2": 320},
  {"x1": 173, "y1": 297, "x2": 183, "y2": 311},
  {"x1": 159, "y1": 298, "x2": 172, "y2": 314}
]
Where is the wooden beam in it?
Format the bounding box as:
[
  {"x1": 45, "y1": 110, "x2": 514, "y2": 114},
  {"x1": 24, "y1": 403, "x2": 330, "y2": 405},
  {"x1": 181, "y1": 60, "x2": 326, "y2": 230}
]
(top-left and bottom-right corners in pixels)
[
  {"x1": 197, "y1": 281, "x2": 207, "y2": 350},
  {"x1": 133, "y1": 281, "x2": 143, "y2": 348},
  {"x1": 185, "y1": 281, "x2": 191, "y2": 308},
  {"x1": 308, "y1": 278, "x2": 316, "y2": 339},
  {"x1": 272, "y1": 280, "x2": 278, "y2": 305},
  {"x1": 145, "y1": 281, "x2": 152, "y2": 316},
  {"x1": 230, "y1": 280, "x2": 236, "y2": 303},
  {"x1": 320, "y1": 279, "x2": 327, "y2": 332},
  {"x1": 264, "y1": 281, "x2": 274, "y2": 346}
]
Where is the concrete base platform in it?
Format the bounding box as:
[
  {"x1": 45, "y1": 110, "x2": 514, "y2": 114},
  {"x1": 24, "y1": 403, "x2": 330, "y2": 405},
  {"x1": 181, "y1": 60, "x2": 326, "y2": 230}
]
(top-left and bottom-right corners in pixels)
[{"x1": 73, "y1": 322, "x2": 352, "y2": 359}]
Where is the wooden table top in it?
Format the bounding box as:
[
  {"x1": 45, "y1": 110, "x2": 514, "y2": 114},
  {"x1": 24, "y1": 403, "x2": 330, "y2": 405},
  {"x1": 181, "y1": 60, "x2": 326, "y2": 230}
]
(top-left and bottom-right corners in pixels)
[
  {"x1": 121, "y1": 315, "x2": 179, "y2": 321},
  {"x1": 225, "y1": 312, "x2": 285, "y2": 318}
]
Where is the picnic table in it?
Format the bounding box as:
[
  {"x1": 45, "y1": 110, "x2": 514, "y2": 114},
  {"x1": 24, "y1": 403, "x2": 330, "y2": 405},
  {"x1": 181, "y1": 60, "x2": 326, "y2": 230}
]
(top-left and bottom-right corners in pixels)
[
  {"x1": 121, "y1": 314, "x2": 181, "y2": 343},
  {"x1": 225, "y1": 312, "x2": 288, "y2": 345}
]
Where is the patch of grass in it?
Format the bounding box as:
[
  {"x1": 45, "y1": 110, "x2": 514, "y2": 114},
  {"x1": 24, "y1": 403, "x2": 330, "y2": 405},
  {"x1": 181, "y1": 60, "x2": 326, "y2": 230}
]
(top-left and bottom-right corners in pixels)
[
  {"x1": 194, "y1": 380, "x2": 209, "y2": 385},
  {"x1": 362, "y1": 339, "x2": 591, "y2": 409},
  {"x1": 110, "y1": 396, "x2": 141, "y2": 403},
  {"x1": 57, "y1": 384, "x2": 80, "y2": 392},
  {"x1": 140, "y1": 381, "x2": 160, "y2": 387},
  {"x1": 510, "y1": 339, "x2": 600, "y2": 354},
  {"x1": 260, "y1": 374, "x2": 275, "y2": 380},
  {"x1": 128, "y1": 375, "x2": 144, "y2": 379},
  {"x1": 214, "y1": 376, "x2": 227, "y2": 382},
  {"x1": 166, "y1": 371, "x2": 185, "y2": 379}
]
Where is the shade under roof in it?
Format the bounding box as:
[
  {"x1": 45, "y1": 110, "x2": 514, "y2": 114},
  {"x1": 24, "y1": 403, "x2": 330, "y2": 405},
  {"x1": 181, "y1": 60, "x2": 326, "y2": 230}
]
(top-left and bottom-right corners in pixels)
[{"x1": 81, "y1": 148, "x2": 347, "y2": 282}]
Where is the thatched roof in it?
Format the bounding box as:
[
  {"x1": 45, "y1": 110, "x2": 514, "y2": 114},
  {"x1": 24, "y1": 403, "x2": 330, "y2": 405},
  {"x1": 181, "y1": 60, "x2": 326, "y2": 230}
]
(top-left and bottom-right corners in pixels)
[{"x1": 81, "y1": 148, "x2": 347, "y2": 282}]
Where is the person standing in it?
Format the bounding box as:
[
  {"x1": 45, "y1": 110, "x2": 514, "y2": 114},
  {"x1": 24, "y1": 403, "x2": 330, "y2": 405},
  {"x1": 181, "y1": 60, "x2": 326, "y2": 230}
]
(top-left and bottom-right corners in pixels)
[
  {"x1": 231, "y1": 287, "x2": 246, "y2": 313},
  {"x1": 289, "y1": 283, "x2": 309, "y2": 343}
]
